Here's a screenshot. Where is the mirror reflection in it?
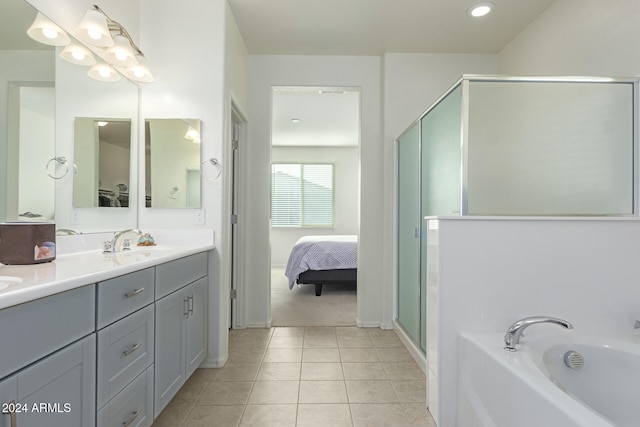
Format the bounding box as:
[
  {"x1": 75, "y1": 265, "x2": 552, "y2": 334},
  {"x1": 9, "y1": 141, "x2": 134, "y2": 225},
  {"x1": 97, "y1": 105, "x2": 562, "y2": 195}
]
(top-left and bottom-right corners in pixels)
[
  {"x1": 145, "y1": 119, "x2": 201, "y2": 208},
  {"x1": 1, "y1": 0, "x2": 55, "y2": 223},
  {"x1": 73, "y1": 118, "x2": 132, "y2": 208}
]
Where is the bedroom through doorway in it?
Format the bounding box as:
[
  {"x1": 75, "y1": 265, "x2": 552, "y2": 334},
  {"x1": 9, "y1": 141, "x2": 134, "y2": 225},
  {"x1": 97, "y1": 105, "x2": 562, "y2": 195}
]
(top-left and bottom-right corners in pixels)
[{"x1": 269, "y1": 86, "x2": 361, "y2": 327}]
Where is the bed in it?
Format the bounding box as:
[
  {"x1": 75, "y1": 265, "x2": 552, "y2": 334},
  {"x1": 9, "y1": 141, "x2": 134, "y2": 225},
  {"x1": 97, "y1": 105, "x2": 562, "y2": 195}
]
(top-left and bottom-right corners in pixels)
[{"x1": 284, "y1": 235, "x2": 358, "y2": 296}]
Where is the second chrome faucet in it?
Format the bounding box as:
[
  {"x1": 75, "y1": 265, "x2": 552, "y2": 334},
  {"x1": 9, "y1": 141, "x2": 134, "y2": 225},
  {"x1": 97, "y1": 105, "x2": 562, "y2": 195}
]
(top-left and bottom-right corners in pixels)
[{"x1": 504, "y1": 316, "x2": 573, "y2": 351}]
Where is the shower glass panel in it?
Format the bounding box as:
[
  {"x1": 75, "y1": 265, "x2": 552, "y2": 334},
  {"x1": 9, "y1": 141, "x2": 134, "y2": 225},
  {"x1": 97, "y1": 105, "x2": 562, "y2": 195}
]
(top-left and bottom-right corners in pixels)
[
  {"x1": 397, "y1": 123, "x2": 420, "y2": 344},
  {"x1": 419, "y1": 86, "x2": 462, "y2": 351},
  {"x1": 467, "y1": 81, "x2": 634, "y2": 215}
]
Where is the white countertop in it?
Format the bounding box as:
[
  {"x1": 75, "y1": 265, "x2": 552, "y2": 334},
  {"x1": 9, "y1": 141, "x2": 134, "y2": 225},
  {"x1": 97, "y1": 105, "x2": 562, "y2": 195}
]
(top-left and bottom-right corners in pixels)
[{"x1": 0, "y1": 243, "x2": 214, "y2": 310}]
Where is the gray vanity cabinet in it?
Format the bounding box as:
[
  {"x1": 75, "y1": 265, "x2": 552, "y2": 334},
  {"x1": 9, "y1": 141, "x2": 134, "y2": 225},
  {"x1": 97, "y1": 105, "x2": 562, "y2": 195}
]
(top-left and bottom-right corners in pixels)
[
  {"x1": 0, "y1": 335, "x2": 96, "y2": 427},
  {"x1": 96, "y1": 268, "x2": 155, "y2": 427},
  {"x1": 154, "y1": 253, "x2": 208, "y2": 418}
]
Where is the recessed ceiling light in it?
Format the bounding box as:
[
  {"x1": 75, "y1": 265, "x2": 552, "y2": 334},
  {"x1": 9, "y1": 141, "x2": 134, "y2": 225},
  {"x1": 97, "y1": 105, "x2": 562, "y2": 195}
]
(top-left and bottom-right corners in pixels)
[
  {"x1": 467, "y1": 2, "x2": 494, "y2": 17},
  {"x1": 291, "y1": 118, "x2": 300, "y2": 123}
]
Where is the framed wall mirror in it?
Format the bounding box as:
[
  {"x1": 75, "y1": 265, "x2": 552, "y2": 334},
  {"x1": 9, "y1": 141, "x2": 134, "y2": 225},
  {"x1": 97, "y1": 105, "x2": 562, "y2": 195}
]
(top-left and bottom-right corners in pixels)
[
  {"x1": 145, "y1": 118, "x2": 201, "y2": 209},
  {"x1": 73, "y1": 118, "x2": 132, "y2": 208}
]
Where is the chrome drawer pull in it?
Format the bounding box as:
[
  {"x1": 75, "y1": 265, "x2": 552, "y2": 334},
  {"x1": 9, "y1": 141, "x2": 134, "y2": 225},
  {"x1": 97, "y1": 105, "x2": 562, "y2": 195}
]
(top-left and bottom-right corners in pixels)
[
  {"x1": 122, "y1": 410, "x2": 140, "y2": 427},
  {"x1": 188, "y1": 294, "x2": 194, "y2": 316},
  {"x1": 124, "y1": 288, "x2": 144, "y2": 298},
  {"x1": 123, "y1": 341, "x2": 143, "y2": 357}
]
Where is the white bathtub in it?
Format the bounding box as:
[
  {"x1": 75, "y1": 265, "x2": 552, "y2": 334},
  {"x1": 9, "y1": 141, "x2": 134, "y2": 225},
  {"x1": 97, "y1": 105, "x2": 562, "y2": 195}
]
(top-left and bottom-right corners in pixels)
[{"x1": 457, "y1": 331, "x2": 640, "y2": 427}]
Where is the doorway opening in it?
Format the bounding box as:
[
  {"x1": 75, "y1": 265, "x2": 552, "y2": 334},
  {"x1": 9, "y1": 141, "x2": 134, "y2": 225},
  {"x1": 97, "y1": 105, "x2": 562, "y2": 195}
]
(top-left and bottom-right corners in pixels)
[{"x1": 269, "y1": 86, "x2": 361, "y2": 327}]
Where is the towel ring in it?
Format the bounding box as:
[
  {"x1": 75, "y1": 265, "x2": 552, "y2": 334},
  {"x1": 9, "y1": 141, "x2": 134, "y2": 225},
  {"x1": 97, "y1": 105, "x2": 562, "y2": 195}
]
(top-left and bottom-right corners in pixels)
[
  {"x1": 168, "y1": 186, "x2": 180, "y2": 199},
  {"x1": 45, "y1": 156, "x2": 70, "y2": 179},
  {"x1": 201, "y1": 157, "x2": 222, "y2": 181}
]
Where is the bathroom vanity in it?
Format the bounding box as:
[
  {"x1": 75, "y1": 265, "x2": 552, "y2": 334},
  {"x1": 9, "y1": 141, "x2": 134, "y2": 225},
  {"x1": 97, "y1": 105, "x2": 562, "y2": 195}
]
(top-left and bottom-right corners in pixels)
[{"x1": 0, "y1": 243, "x2": 213, "y2": 427}]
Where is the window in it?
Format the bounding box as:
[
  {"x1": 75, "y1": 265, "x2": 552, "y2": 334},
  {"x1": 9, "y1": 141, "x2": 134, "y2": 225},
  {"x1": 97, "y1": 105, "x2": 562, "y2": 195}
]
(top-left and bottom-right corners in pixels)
[{"x1": 271, "y1": 163, "x2": 335, "y2": 227}]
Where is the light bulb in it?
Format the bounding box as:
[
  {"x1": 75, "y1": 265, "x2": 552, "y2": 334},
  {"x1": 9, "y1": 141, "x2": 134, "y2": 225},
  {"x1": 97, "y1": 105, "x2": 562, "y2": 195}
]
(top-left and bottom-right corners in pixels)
[
  {"x1": 72, "y1": 49, "x2": 85, "y2": 61},
  {"x1": 115, "y1": 49, "x2": 128, "y2": 61},
  {"x1": 133, "y1": 66, "x2": 145, "y2": 78},
  {"x1": 99, "y1": 67, "x2": 111, "y2": 78},
  {"x1": 41, "y1": 27, "x2": 58, "y2": 39},
  {"x1": 87, "y1": 28, "x2": 102, "y2": 40}
]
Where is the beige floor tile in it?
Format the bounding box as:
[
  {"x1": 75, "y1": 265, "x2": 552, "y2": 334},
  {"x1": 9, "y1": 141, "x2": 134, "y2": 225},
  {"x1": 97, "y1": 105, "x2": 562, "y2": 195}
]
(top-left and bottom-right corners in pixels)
[
  {"x1": 346, "y1": 380, "x2": 399, "y2": 403},
  {"x1": 248, "y1": 380, "x2": 299, "y2": 404},
  {"x1": 350, "y1": 403, "x2": 409, "y2": 426},
  {"x1": 375, "y1": 348, "x2": 414, "y2": 363},
  {"x1": 336, "y1": 327, "x2": 370, "y2": 337},
  {"x1": 303, "y1": 335, "x2": 339, "y2": 348},
  {"x1": 401, "y1": 403, "x2": 437, "y2": 427},
  {"x1": 297, "y1": 403, "x2": 353, "y2": 427},
  {"x1": 304, "y1": 326, "x2": 338, "y2": 336},
  {"x1": 366, "y1": 329, "x2": 397, "y2": 337},
  {"x1": 182, "y1": 405, "x2": 244, "y2": 427},
  {"x1": 269, "y1": 336, "x2": 304, "y2": 348},
  {"x1": 263, "y1": 348, "x2": 303, "y2": 362},
  {"x1": 338, "y1": 336, "x2": 374, "y2": 348},
  {"x1": 210, "y1": 363, "x2": 260, "y2": 382},
  {"x1": 152, "y1": 397, "x2": 194, "y2": 426},
  {"x1": 302, "y1": 348, "x2": 341, "y2": 363},
  {"x1": 232, "y1": 335, "x2": 272, "y2": 348},
  {"x1": 256, "y1": 362, "x2": 301, "y2": 381},
  {"x1": 272, "y1": 326, "x2": 306, "y2": 336},
  {"x1": 391, "y1": 380, "x2": 427, "y2": 403},
  {"x1": 383, "y1": 363, "x2": 426, "y2": 380},
  {"x1": 239, "y1": 404, "x2": 297, "y2": 427},
  {"x1": 301, "y1": 362, "x2": 344, "y2": 380},
  {"x1": 197, "y1": 382, "x2": 253, "y2": 405},
  {"x1": 299, "y1": 380, "x2": 348, "y2": 403},
  {"x1": 228, "y1": 346, "x2": 267, "y2": 364},
  {"x1": 342, "y1": 363, "x2": 387, "y2": 380},
  {"x1": 340, "y1": 348, "x2": 380, "y2": 363},
  {"x1": 371, "y1": 335, "x2": 404, "y2": 348}
]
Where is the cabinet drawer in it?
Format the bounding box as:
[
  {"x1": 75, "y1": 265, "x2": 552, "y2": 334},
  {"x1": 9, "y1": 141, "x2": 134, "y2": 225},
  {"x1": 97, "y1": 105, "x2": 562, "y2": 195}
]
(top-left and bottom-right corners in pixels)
[
  {"x1": 0, "y1": 285, "x2": 95, "y2": 380},
  {"x1": 97, "y1": 366, "x2": 153, "y2": 427},
  {"x1": 155, "y1": 252, "x2": 207, "y2": 299},
  {"x1": 97, "y1": 305, "x2": 154, "y2": 409},
  {"x1": 97, "y1": 268, "x2": 155, "y2": 329}
]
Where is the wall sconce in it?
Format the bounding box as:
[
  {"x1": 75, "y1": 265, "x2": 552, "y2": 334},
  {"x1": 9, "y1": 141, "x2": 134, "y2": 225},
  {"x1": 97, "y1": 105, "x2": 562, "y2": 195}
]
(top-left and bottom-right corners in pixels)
[
  {"x1": 27, "y1": 12, "x2": 70, "y2": 46},
  {"x1": 76, "y1": 5, "x2": 154, "y2": 83}
]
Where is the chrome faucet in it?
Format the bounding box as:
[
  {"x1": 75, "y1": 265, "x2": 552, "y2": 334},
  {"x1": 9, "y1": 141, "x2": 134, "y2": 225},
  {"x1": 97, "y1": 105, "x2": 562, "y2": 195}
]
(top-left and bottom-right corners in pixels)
[
  {"x1": 504, "y1": 316, "x2": 573, "y2": 352},
  {"x1": 107, "y1": 229, "x2": 141, "y2": 253}
]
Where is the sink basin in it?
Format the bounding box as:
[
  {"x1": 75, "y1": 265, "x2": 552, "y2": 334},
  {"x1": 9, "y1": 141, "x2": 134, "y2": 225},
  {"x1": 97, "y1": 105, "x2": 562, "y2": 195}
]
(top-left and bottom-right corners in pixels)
[{"x1": 0, "y1": 276, "x2": 23, "y2": 291}]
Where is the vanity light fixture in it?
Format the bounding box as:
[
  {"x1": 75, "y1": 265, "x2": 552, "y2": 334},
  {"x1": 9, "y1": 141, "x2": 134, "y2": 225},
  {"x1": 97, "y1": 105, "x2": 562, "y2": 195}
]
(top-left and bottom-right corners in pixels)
[
  {"x1": 185, "y1": 127, "x2": 201, "y2": 144},
  {"x1": 60, "y1": 44, "x2": 97, "y2": 66},
  {"x1": 88, "y1": 63, "x2": 121, "y2": 82},
  {"x1": 76, "y1": 5, "x2": 154, "y2": 83},
  {"x1": 27, "y1": 12, "x2": 71, "y2": 46},
  {"x1": 467, "y1": 2, "x2": 495, "y2": 17}
]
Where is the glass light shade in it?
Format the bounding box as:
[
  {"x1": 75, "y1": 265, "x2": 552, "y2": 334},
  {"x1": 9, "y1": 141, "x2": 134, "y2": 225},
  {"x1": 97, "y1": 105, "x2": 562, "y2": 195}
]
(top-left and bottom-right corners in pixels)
[
  {"x1": 60, "y1": 44, "x2": 96, "y2": 66},
  {"x1": 27, "y1": 12, "x2": 71, "y2": 46},
  {"x1": 123, "y1": 56, "x2": 154, "y2": 83},
  {"x1": 184, "y1": 127, "x2": 201, "y2": 144},
  {"x1": 88, "y1": 63, "x2": 121, "y2": 82},
  {"x1": 76, "y1": 9, "x2": 113, "y2": 47},
  {"x1": 104, "y1": 34, "x2": 137, "y2": 66}
]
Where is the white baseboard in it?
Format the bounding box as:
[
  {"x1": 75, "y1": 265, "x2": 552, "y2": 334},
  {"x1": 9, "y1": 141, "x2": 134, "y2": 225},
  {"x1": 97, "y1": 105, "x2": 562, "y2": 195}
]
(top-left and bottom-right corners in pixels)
[{"x1": 200, "y1": 355, "x2": 227, "y2": 368}]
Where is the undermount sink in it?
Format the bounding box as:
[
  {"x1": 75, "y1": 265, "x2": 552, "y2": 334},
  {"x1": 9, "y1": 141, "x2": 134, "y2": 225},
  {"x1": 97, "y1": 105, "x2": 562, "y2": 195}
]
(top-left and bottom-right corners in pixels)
[{"x1": 0, "y1": 276, "x2": 23, "y2": 291}]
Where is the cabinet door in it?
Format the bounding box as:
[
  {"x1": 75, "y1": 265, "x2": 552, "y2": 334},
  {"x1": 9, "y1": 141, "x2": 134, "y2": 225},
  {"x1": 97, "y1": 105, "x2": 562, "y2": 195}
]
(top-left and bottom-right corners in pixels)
[
  {"x1": 154, "y1": 290, "x2": 187, "y2": 418},
  {"x1": 0, "y1": 376, "x2": 17, "y2": 427},
  {"x1": 17, "y1": 335, "x2": 96, "y2": 427},
  {"x1": 185, "y1": 277, "x2": 207, "y2": 379}
]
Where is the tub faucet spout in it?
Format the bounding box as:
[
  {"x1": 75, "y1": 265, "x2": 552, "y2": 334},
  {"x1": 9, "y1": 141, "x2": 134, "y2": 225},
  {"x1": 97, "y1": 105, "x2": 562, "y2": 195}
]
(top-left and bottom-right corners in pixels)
[{"x1": 504, "y1": 316, "x2": 573, "y2": 352}]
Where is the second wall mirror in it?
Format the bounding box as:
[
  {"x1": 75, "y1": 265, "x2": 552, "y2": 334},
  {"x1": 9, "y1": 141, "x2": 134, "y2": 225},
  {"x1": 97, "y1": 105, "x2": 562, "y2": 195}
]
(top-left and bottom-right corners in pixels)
[{"x1": 145, "y1": 118, "x2": 201, "y2": 208}]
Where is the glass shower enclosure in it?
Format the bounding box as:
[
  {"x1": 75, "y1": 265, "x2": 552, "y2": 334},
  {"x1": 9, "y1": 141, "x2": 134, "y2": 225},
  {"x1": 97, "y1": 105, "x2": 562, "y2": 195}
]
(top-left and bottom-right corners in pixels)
[{"x1": 396, "y1": 75, "x2": 638, "y2": 353}]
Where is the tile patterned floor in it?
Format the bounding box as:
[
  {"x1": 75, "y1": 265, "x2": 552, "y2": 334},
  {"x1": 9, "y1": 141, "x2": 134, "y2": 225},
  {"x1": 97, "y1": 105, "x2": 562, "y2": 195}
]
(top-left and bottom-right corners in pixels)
[{"x1": 152, "y1": 327, "x2": 437, "y2": 426}]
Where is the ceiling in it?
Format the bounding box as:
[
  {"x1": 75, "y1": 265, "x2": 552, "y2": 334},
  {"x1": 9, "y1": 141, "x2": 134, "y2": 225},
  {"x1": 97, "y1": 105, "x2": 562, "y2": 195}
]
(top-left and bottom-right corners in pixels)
[{"x1": 227, "y1": 0, "x2": 556, "y2": 55}]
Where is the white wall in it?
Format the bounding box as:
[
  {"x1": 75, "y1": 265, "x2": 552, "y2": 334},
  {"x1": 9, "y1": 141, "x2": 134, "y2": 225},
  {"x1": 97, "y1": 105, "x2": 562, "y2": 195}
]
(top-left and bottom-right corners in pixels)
[
  {"x1": 246, "y1": 55, "x2": 382, "y2": 327},
  {"x1": 498, "y1": 0, "x2": 640, "y2": 76},
  {"x1": 270, "y1": 146, "x2": 359, "y2": 267}
]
